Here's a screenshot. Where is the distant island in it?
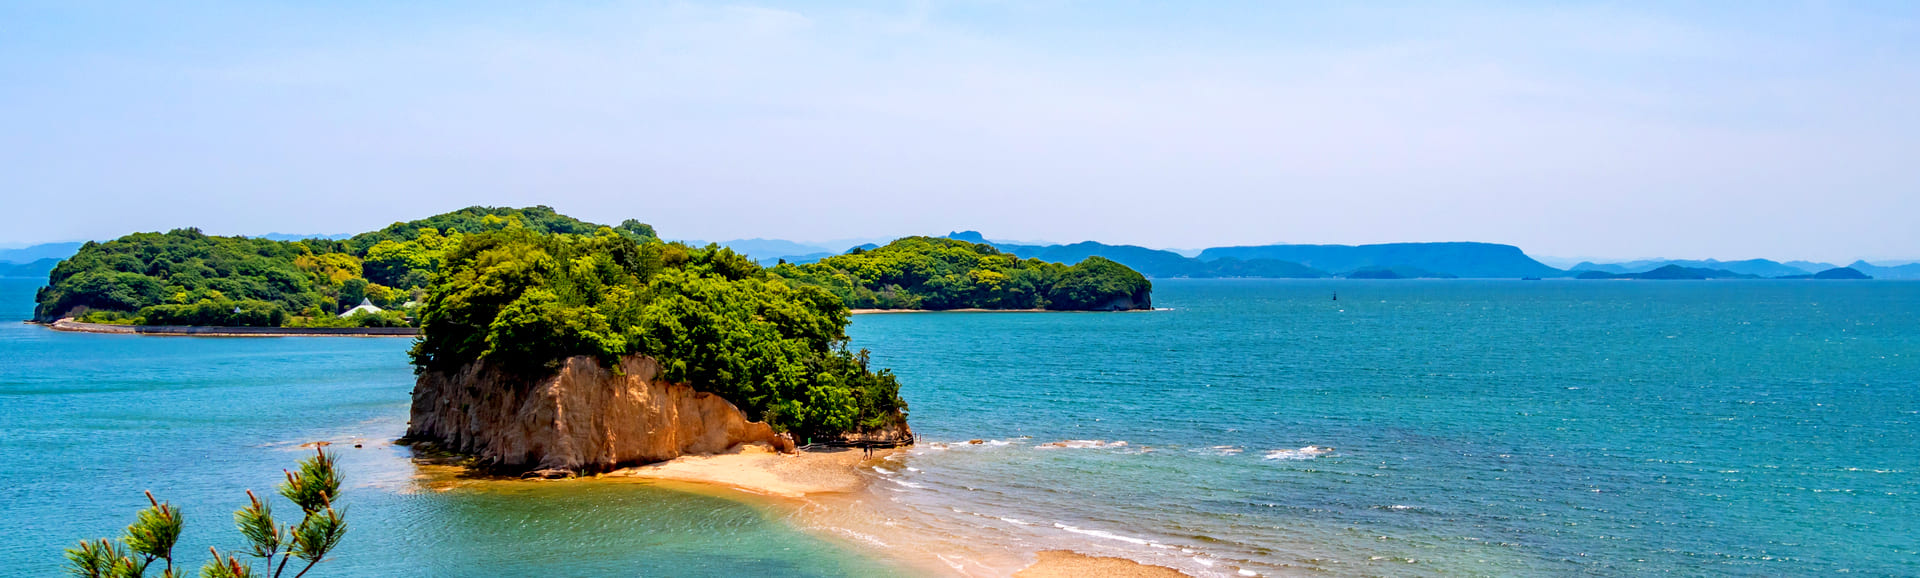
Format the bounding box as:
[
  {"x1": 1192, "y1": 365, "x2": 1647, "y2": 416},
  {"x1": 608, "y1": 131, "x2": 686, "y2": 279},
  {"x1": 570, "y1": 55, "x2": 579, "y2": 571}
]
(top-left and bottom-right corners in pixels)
[
  {"x1": 1575, "y1": 264, "x2": 1871, "y2": 280},
  {"x1": 770, "y1": 236, "x2": 1153, "y2": 311},
  {"x1": 15, "y1": 218, "x2": 1912, "y2": 315},
  {"x1": 30, "y1": 207, "x2": 1154, "y2": 329},
  {"x1": 0, "y1": 258, "x2": 60, "y2": 279},
  {"x1": 33, "y1": 206, "x2": 653, "y2": 328}
]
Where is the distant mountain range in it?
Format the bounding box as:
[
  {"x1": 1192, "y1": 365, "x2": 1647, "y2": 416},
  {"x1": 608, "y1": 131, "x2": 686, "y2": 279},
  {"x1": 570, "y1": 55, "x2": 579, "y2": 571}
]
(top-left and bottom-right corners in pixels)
[
  {"x1": 945, "y1": 233, "x2": 1562, "y2": 279},
  {"x1": 1572, "y1": 258, "x2": 1820, "y2": 278},
  {"x1": 5, "y1": 233, "x2": 1916, "y2": 281},
  {"x1": 1568, "y1": 258, "x2": 1920, "y2": 280},
  {"x1": 1576, "y1": 264, "x2": 1871, "y2": 280},
  {"x1": 704, "y1": 230, "x2": 1920, "y2": 280},
  {"x1": 1844, "y1": 261, "x2": 1920, "y2": 280},
  {"x1": 678, "y1": 237, "x2": 891, "y2": 266},
  {"x1": 0, "y1": 258, "x2": 60, "y2": 278},
  {"x1": 1198, "y1": 242, "x2": 1563, "y2": 278},
  {"x1": 1577, "y1": 264, "x2": 1763, "y2": 280},
  {"x1": 0, "y1": 242, "x2": 83, "y2": 265}
]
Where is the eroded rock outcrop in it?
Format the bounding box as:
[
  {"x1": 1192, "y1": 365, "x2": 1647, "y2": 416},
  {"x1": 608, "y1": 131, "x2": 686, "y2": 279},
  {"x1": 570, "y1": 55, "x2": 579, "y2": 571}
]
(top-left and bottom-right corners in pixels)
[{"x1": 406, "y1": 355, "x2": 796, "y2": 475}]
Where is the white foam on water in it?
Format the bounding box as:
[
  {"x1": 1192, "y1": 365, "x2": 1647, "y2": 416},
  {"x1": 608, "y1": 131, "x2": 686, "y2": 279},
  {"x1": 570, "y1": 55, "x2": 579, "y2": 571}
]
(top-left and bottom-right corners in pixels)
[
  {"x1": 1036, "y1": 439, "x2": 1128, "y2": 449},
  {"x1": 830, "y1": 527, "x2": 891, "y2": 548},
  {"x1": 933, "y1": 553, "x2": 969, "y2": 573},
  {"x1": 1264, "y1": 446, "x2": 1332, "y2": 460},
  {"x1": 1238, "y1": 568, "x2": 1259, "y2": 576},
  {"x1": 998, "y1": 516, "x2": 1032, "y2": 526},
  {"x1": 886, "y1": 478, "x2": 925, "y2": 489},
  {"x1": 1053, "y1": 523, "x2": 1151, "y2": 545}
]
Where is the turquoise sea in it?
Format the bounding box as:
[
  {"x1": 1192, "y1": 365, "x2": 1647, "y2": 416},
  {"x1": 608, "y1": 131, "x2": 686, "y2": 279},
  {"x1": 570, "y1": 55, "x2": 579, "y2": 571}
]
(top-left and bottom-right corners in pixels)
[{"x1": 3, "y1": 277, "x2": 1916, "y2": 576}]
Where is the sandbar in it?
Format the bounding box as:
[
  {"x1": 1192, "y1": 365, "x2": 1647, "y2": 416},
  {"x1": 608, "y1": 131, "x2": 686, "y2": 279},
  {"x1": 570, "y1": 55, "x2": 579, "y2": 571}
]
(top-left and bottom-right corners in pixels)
[
  {"x1": 1015, "y1": 550, "x2": 1192, "y2": 578},
  {"x1": 602, "y1": 442, "x2": 872, "y2": 498}
]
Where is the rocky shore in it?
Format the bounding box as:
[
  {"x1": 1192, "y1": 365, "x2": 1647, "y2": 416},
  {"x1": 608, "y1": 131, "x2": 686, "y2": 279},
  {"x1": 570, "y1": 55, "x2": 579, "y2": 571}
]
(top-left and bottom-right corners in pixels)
[
  {"x1": 401, "y1": 353, "x2": 1182, "y2": 576},
  {"x1": 405, "y1": 355, "x2": 805, "y2": 476}
]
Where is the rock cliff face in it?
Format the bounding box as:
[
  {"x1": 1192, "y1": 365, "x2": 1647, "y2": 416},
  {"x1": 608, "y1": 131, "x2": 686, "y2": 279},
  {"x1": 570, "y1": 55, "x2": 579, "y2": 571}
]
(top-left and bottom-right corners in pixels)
[
  {"x1": 1092, "y1": 293, "x2": 1149, "y2": 311},
  {"x1": 406, "y1": 355, "x2": 797, "y2": 475}
]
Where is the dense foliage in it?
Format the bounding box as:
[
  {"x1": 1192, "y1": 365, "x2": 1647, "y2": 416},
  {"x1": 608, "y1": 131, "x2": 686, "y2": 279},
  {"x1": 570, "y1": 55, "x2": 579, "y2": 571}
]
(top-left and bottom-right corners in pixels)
[
  {"x1": 32, "y1": 206, "x2": 640, "y2": 327},
  {"x1": 409, "y1": 228, "x2": 908, "y2": 439},
  {"x1": 35, "y1": 207, "x2": 1152, "y2": 338},
  {"x1": 344, "y1": 205, "x2": 654, "y2": 252},
  {"x1": 34, "y1": 229, "x2": 349, "y2": 324},
  {"x1": 768, "y1": 237, "x2": 1152, "y2": 311}
]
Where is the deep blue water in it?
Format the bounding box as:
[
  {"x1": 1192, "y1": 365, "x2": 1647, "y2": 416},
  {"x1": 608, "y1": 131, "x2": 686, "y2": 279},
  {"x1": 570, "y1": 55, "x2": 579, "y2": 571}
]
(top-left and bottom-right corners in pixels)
[
  {"x1": 3, "y1": 276, "x2": 1916, "y2": 576},
  {"x1": 848, "y1": 279, "x2": 1920, "y2": 576}
]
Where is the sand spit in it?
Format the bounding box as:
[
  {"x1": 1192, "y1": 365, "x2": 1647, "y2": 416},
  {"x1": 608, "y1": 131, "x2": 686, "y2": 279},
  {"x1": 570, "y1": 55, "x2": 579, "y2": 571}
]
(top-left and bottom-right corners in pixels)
[
  {"x1": 603, "y1": 442, "x2": 870, "y2": 498},
  {"x1": 1015, "y1": 551, "x2": 1192, "y2": 578}
]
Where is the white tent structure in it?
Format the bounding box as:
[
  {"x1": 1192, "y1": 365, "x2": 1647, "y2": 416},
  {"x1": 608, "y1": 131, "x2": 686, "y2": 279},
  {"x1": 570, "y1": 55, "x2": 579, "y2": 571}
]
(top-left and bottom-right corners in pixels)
[{"x1": 339, "y1": 298, "x2": 383, "y2": 318}]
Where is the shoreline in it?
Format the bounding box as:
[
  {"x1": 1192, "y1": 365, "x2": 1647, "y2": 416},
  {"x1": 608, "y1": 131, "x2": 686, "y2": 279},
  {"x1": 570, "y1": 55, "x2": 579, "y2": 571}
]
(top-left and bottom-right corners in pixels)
[
  {"x1": 592, "y1": 443, "x2": 1194, "y2": 577},
  {"x1": 43, "y1": 318, "x2": 418, "y2": 337},
  {"x1": 849, "y1": 308, "x2": 1051, "y2": 315},
  {"x1": 848, "y1": 308, "x2": 1159, "y2": 315}
]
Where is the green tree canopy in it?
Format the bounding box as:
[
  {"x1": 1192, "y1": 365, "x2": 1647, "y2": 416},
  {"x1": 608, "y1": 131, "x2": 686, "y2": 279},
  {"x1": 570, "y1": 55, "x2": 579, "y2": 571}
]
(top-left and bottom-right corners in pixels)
[
  {"x1": 768, "y1": 236, "x2": 1151, "y2": 311},
  {"x1": 409, "y1": 228, "x2": 907, "y2": 439}
]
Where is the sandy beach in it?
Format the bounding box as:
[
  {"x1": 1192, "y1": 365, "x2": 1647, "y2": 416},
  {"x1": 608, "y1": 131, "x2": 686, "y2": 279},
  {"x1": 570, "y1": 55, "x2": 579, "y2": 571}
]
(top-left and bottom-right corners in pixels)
[
  {"x1": 1014, "y1": 551, "x2": 1191, "y2": 578},
  {"x1": 603, "y1": 442, "x2": 870, "y2": 498},
  {"x1": 596, "y1": 443, "x2": 1193, "y2": 577}
]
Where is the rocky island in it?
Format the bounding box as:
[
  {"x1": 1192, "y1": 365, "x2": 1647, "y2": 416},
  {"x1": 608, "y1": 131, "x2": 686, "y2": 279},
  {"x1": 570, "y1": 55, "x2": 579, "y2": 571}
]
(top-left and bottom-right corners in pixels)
[{"x1": 400, "y1": 225, "x2": 922, "y2": 475}]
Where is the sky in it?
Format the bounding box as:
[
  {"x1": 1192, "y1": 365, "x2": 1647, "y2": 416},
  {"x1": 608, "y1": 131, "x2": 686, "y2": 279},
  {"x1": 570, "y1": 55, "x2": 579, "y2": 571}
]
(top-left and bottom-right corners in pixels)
[{"x1": 1, "y1": 1, "x2": 1916, "y2": 262}]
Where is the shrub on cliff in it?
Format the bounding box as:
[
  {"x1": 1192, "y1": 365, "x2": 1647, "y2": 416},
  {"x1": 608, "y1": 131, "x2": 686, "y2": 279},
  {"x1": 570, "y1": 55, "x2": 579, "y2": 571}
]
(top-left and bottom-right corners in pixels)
[
  {"x1": 768, "y1": 236, "x2": 1152, "y2": 310},
  {"x1": 409, "y1": 228, "x2": 907, "y2": 439}
]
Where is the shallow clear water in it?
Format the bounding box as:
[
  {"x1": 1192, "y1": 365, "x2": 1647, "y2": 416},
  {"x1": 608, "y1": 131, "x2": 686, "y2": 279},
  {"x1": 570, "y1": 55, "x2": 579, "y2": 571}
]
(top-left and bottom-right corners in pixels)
[
  {"x1": 847, "y1": 279, "x2": 1920, "y2": 576},
  {"x1": 4, "y1": 277, "x2": 1917, "y2": 576},
  {"x1": 0, "y1": 277, "x2": 909, "y2": 577}
]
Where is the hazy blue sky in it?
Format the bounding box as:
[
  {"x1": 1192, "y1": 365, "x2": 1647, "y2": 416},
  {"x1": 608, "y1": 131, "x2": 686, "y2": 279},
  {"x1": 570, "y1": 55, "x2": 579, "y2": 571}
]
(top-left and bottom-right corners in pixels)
[{"x1": 2, "y1": 1, "x2": 1915, "y2": 261}]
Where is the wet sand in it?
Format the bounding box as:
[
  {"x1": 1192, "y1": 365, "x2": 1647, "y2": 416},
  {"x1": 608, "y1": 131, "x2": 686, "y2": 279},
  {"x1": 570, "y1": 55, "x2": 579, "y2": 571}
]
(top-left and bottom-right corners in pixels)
[
  {"x1": 598, "y1": 443, "x2": 1192, "y2": 577},
  {"x1": 1015, "y1": 551, "x2": 1192, "y2": 577},
  {"x1": 398, "y1": 440, "x2": 1193, "y2": 577},
  {"x1": 603, "y1": 442, "x2": 870, "y2": 498}
]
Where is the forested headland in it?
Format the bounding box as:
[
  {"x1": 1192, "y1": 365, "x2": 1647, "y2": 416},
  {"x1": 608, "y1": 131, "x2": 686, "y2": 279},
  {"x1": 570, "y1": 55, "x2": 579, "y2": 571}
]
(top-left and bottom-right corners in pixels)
[
  {"x1": 769, "y1": 236, "x2": 1152, "y2": 311},
  {"x1": 33, "y1": 207, "x2": 1152, "y2": 328},
  {"x1": 33, "y1": 207, "x2": 654, "y2": 327}
]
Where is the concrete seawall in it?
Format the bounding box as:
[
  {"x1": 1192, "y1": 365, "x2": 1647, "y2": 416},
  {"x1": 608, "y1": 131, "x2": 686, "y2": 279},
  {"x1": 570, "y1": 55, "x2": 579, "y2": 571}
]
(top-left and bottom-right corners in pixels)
[{"x1": 47, "y1": 318, "x2": 418, "y2": 337}]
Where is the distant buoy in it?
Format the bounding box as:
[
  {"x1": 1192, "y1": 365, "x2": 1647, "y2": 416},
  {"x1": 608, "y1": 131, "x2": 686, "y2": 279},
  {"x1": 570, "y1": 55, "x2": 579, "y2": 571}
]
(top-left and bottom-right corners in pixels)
[{"x1": 1332, "y1": 292, "x2": 1338, "y2": 301}]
